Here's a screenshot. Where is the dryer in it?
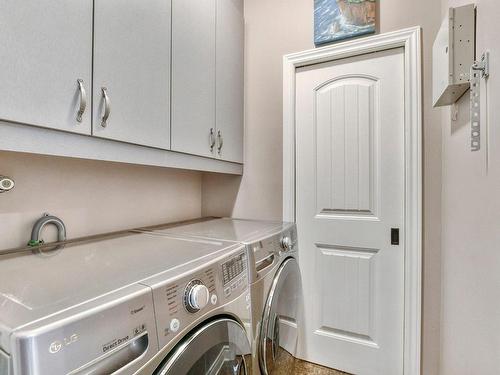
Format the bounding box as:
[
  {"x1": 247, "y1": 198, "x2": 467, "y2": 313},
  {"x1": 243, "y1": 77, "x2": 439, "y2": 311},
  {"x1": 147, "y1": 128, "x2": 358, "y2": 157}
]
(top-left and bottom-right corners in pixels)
[
  {"x1": 252, "y1": 227, "x2": 301, "y2": 375},
  {"x1": 135, "y1": 218, "x2": 303, "y2": 375},
  {"x1": 0, "y1": 231, "x2": 252, "y2": 375}
]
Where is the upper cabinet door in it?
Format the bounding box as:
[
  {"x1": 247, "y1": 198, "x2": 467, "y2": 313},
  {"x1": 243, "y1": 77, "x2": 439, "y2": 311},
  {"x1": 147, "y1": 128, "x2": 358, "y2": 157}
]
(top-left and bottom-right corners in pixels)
[
  {"x1": 0, "y1": 1, "x2": 92, "y2": 134},
  {"x1": 216, "y1": 0, "x2": 244, "y2": 163},
  {"x1": 93, "y1": 0, "x2": 171, "y2": 149},
  {"x1": 171, "y1": 0, "x2": 217, "y2": 158}
]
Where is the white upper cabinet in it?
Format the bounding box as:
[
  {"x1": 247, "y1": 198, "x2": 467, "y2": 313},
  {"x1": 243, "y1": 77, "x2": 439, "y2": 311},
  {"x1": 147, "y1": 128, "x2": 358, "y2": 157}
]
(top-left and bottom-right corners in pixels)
[
  {"x1": 0, "y1": 0, "x2": 93, "y2": 134},
  {"x1": 171, "y1": 0, "x2": 244, "y2": 162},
  {"x1": 216, "y1": 0, "x2": 244, "y2": 163},
  {"x1": 171, "y1": 0, "x2": 217, "y2": 158},
  {"x1": 93, "y1": 0, "x2": 171, "y2": 149},
  {"x1": 0, "y1": 0, "x2": 244, "y2": 173}
]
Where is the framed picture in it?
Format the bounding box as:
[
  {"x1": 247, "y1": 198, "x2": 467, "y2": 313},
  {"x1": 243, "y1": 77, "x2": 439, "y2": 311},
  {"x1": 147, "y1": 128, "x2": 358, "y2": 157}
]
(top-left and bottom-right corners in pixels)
[{"x1": 314, "y1": 0, "x2": 376, "y2": 46}]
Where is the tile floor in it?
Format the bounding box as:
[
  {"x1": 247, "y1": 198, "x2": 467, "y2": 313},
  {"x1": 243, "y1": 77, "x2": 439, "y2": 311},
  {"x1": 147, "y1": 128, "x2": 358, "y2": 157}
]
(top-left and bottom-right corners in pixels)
[
  {"x1": 291, "y1": 358, "x2": 351, "y2": 374},
  {"x1": 274, "y1": 349, "x2": 351, "y2": 374}
]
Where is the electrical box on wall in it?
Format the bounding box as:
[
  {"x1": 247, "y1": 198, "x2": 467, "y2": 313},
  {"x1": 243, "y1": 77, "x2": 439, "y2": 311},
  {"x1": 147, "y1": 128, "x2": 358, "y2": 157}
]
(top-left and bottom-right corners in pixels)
[{"x1": 432, "y1": 4, "x2": 475, "y2": 107}]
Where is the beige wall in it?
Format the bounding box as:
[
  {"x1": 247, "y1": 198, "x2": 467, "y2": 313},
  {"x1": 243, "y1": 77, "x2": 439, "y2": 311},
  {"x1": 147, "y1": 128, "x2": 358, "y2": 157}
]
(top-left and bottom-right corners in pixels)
[
  {"x1": 203, "y1": 0, "x2": 443, "y2": 374},
  {"x1": 0, "y1": 151, "x2": 202, "y2": 250},
  {"x1": 203, "y1": 0, "x2": 314, "y2": 219},
  {"x1": 439, "y1": 0, "x2": 500, "y2": 374}
]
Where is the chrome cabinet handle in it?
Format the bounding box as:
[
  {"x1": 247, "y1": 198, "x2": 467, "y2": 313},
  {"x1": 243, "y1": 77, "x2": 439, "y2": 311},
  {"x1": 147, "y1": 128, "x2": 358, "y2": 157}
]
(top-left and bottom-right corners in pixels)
[
  {"x1": 217, "y1": 130, "x2": 223, "y2": 154},
  {"x1": 101, "y1": 87, "x2": 111, "y2": 127},
  {"x1": 76, "y1": 79, "x2": 87, "y2": 123},
  {"x1": 209, "y1": 128, "x2": 216, "y2": 152}
]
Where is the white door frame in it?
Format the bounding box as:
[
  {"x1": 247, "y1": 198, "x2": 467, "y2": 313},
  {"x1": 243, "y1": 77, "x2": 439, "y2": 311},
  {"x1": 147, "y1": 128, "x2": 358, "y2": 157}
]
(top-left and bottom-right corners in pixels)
[{"x1": 283, "y1": 27, "x2": 422, "y2": 375}]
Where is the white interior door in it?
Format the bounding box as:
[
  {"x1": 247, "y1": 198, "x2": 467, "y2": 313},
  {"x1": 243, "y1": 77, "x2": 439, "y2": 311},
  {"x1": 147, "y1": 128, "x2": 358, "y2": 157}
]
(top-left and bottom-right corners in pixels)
[
  {"x1": 295, "y1": 48, "x2": 405, "y2": 375},
  {"x1": 93, "y1": 0, "x2": 171, "y2": 149}
]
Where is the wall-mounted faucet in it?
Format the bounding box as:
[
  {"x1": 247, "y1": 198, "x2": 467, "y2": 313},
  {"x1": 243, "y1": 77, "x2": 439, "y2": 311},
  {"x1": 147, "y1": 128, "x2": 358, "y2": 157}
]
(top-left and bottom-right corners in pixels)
[
  {"x1": 29, "y1": 213, "x2": 67, "y2": 246},
  {"x1": 0, "y1": 175, "x2": 15, "y2": 193}
]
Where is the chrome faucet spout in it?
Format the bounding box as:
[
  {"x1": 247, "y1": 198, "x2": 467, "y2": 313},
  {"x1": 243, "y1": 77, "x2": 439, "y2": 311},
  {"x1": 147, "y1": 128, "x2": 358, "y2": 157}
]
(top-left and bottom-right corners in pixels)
[{"x1": 30, "y1": 213, "x2": 67, "y2": 245}]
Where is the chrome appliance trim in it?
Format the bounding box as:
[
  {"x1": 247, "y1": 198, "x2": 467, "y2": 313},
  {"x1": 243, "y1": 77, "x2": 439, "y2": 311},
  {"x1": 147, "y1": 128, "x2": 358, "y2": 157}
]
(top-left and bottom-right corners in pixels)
[{"x1": 156, "y1": 318, "x2": 250, "y2": 375}]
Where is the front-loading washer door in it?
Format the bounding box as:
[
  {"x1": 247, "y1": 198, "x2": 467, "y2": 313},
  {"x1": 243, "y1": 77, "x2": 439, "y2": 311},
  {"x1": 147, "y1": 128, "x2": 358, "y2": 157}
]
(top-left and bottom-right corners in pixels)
[
  {"x1": 155, "y1": 318, "x2": 251, "y2": 375},
  {"x1": 259, "y1": 257, "x2": 302, "y2": 374}
]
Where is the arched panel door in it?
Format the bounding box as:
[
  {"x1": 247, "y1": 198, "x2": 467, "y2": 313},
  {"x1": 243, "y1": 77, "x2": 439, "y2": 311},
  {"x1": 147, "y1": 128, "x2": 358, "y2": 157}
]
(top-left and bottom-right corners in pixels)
[
  {"x1": 155, "y1": 318, "x2": 251, "y2": 375},
  {"x1": 295, "y1": 47, "x2": 405, "y2": 374},
  {"x1": 259, "y1": 257, "x2": 302, "y2": 374}
]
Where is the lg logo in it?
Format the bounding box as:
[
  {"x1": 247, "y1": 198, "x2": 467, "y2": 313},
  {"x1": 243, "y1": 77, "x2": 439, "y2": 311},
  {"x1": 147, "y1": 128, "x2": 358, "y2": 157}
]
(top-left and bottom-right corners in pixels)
[
  {"x1": 49, "y1": 334, "x2": 79, "y2": 354},
  {"x1": 49, "y1": 341, "x2": 62, "y2": 354}
]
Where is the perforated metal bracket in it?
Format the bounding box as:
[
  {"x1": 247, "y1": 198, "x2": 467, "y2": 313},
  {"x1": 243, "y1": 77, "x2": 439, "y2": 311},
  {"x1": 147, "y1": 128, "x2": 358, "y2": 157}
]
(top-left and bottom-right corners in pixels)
[{"x1": 470, "y1": 52, "x2": 489, "y2": 152}]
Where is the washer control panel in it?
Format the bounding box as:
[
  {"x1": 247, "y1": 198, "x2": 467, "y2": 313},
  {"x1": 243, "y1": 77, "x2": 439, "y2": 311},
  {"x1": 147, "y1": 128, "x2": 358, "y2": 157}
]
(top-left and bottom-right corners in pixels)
[
  {"x1": 165, "y1": 268, "x2": 216, "y2": 317},
  {"x1": 149, "y1": 249, "x2": 249, "y2": 350},
  {"x1": 184, "y1": 279, "x2": 210, "y2": 313},
  {"x1": 222, "y1": 252, "x2": 247, "y2": 298}
]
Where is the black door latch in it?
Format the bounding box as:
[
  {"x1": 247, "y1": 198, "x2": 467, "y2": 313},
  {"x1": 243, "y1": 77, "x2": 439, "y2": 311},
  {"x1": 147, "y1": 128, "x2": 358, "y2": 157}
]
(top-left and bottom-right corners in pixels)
[{"x1": 391, "y1": 228, "x2": 400, "y2": 245}]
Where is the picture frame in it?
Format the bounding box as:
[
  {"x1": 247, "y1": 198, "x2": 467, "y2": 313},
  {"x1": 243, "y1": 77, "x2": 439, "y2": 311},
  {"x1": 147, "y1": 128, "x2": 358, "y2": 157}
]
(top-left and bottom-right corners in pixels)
[{"x1": 314, "y1": 0, "x2": 376, "y2": 45}]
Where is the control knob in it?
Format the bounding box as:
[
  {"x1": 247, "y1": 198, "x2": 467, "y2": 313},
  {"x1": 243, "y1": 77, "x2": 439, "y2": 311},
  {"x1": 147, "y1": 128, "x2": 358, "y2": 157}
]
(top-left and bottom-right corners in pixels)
[
  {"x1": 280, "y1": 236, "x2": 293, "y2": 252},
  {"x1": 184, "y1": 280, "x2": 210, "y2": 313}
]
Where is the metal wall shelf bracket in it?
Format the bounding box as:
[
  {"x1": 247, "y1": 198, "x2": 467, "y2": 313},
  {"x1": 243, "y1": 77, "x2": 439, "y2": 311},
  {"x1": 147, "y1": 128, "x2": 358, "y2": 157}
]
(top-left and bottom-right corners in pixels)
[
  {"x1": 470, "y1": 51, "x2": 489, "y2": 152},
  {"x1": 470, "y1": 52, "x2": 490, "y2": 151}
]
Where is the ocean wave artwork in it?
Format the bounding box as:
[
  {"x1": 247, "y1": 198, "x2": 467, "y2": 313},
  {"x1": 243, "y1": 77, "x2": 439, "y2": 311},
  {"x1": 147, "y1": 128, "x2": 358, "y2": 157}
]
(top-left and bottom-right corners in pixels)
[{"x1": 314, "y1": 0, "x2": 376, "y2": 45}]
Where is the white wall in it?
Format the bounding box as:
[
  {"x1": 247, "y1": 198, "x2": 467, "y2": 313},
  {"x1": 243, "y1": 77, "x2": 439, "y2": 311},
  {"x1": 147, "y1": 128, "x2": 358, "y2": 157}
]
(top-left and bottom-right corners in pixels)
[
  {"x1": 439, "y1": 1, "x2": 500, "y2": 373},
  {"x1": 202, "y1": 1, "x2": 443, "y2": 373},
  {"x1": 0, "y1": 151, "x2": 202, "y2": 249}
]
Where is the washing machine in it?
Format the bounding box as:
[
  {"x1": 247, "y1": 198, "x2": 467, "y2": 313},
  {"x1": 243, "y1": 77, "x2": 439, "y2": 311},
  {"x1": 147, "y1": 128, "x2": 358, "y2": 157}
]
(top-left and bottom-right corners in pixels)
[
  {"x1": 0, "y1": 231, "x2": 252, "y2": 375},
  {"x1": 135, "y1": 218, "x2": 302, "y2": 375},
  {"x1": 137, "y1": 233, "x2": 252, "y2": 374}
]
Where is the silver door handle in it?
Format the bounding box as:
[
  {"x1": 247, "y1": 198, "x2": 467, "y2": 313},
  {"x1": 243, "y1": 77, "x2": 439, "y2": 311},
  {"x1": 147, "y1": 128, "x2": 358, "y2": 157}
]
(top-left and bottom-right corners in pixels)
[
  {"x1": 76, "y1": 79, "x2": 87, "y2": 123},
  {"x1": 217, "y1": 130, "x2": 223, "y2": 154},
  {"x1": 101, "y1": 87, "x2": 111, "y2": 127},
  {"x1": 209, "y1": 128, "x2": 216, "y2": 151}
]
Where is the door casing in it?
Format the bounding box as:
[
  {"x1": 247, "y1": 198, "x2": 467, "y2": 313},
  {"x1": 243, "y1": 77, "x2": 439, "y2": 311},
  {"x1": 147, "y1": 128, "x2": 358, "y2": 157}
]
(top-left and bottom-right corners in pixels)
[{"x1": 282, "y1": 27, "x2": 422, "y2": 375}]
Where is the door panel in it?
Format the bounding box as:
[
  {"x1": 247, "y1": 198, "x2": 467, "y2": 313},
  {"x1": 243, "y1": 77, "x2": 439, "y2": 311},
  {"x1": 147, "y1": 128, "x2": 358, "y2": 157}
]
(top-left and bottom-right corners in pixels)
[
  {"x1": 93, "y1": 0, "x2": 171, "y2": 149},
  {"x1": 316, "y1": 244, "x2": 378, "y2": 343},
  {"x1": 171, "y1": 0, "x2": 216, "y2": 158},
  {"x1": 156, "y1": 318, "x2": 251, "y2": 375},
  {"x1": 316, "y1": 77, "x2": 377, "y2": 216},
  {"x1": 0, "y1": 0, "x2": 92, "y2": 134},
  {"x1": 295, "y1": 48, "x2": 405, "y2": 375},
  {"x1": 216, "y1": 0, "x2": 244, "y2": 163}
]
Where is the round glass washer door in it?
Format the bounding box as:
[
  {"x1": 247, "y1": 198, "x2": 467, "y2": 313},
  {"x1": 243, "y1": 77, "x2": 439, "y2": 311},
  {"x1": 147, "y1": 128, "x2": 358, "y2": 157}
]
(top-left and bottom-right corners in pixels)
[
  {"x1": 155, "y1": 318, "x2": 251, "y2": 375},
  {"x1": 259, "y1": 257, "x2": 302, "y2": 375}
]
